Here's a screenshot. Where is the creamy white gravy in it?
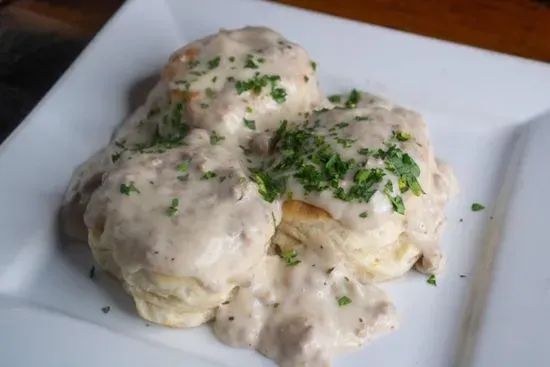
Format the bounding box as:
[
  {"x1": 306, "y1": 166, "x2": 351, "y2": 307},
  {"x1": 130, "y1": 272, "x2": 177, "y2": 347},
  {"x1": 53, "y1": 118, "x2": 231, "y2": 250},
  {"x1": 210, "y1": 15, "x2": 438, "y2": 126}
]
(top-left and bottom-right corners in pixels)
[
  {"x1": 63, "y1": 26, "x2": 457, "y2": 367},
  {"x1": 214, "y1": 243, "x2": 397, "y2": 367}
]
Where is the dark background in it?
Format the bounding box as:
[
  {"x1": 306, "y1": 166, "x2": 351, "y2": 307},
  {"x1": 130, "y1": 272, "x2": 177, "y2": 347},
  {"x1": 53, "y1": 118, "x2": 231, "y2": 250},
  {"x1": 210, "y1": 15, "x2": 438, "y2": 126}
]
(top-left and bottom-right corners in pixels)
[{"x1": 0, "y1": 0, "x2": 548, "y2": 144}]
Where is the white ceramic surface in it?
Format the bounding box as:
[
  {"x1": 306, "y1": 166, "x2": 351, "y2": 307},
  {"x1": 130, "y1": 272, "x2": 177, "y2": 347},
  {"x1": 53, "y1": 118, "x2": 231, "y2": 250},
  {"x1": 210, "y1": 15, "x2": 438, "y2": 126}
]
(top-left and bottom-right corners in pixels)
[{"x1": 1, "y1": 0, "x2": 550, "y2": 366}]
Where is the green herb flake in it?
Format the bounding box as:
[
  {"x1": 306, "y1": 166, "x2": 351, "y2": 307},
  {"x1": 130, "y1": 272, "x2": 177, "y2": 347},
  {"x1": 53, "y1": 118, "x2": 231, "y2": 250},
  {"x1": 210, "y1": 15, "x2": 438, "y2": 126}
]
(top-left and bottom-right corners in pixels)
[
  {"x1": 271, "y1": 87, "x2": 287, "y2": 104},
  {"x1": 355, "y1": 116, "x2": 370, "y2": 121},
  {"x1": 200, "y1": 103, "x2": 209, "y2": 109},
  {"x1": 337, "y1": 296, "x2": 352, "y2": 307},
  {"x1": 120, "y1": 182, "x2": 140, "y2": 196},
  {"x1": 201, "y1": 171, "x2": 217, "y2": 180},
  {"x1": 471, "y1": 203, "x2": 485, "y2": 212},
  {"x1": 345, "y1": 89, "x2": 361, "y2": 108},
  {"x1": 358, "y1": 148, "x2": 370, "y2": 156},
  {"x1": 177, "y1": 162, "x2": 189, "y2": 172},
  {"x1": 166, "y1": 198, "x2": 179, "y2": 217},
  {"x1": 279, "y1": 248, "x2": 301, "y2": 267},
  {"x1": 244, "y1": 55, "x2": 259, "y2": 69},
  {"x1": 336, "y1": 138, "x2": 355, "y2": 148},
  {"x1": 207, "y1": 56, "x2": 221, "y2": 69},
  {"x1": 359, "y1": 211, "x2": 368, "y2": 218},
  {"x1": 252, "y1": 172, "x2": 285, "y2": 203},
  {"x1": 111, "y1": 152, "x2": 122, "y2": 163},
  {"x1": 427, "y1": 274, "x2": 437, "y2": 286},
  {"x1": 205, "y1": 87, "x2": 216, "y2": 98},
  {"x1": 243, "y1": 118, "x2": 256, "y2": 130},
  {"x1": 394, "y1": 130, "x2": 412, "y2": 142},
  {"x1": 212, "y1": 76, "x2": 218, "y2": 83},
  {"x1": 328, "y1": 95, "x2": 341, "y2": 103},
  {"x1": 210, "y1": 130, "x2": 225, "y2": 145},
  {"x1": 219, "y1": 176, "x2": 227, "y2": 183},
  {"x1": 188, "y1": 60, "x2": 200, "y2": 69},
  {"x1": 310, "y1": 61, "x2": 317, "y2": 71}
]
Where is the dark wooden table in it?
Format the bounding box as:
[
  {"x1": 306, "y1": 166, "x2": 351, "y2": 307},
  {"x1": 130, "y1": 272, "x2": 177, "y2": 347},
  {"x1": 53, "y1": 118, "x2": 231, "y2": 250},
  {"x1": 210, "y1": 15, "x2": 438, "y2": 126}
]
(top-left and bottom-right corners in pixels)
[{"x1": 2, "y1": 0, "x2": 550, "y2": 62}]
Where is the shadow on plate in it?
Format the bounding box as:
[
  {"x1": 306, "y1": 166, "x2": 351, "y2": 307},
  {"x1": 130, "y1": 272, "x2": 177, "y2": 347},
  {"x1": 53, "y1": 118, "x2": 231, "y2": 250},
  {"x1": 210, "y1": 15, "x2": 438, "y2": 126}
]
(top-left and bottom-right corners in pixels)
[{"x1": 55, "y1": 72, "x2": 162, "y2": 320}]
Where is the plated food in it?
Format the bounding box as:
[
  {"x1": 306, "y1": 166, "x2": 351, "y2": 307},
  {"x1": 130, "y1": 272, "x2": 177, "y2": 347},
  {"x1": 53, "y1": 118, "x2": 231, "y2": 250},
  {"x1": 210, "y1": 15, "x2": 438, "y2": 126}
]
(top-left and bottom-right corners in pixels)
[{"x1": 63, "y1": 26, "x2": 457, "y2": 367}]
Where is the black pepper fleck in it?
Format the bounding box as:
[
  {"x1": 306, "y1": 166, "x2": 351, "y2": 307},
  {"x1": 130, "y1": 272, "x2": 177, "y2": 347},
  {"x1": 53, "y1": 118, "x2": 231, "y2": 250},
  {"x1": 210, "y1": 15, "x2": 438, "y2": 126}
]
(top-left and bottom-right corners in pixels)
[
  {"x1": 459, "y1": 218, "x2": 464, "y2": 222},
  {"x1": 228, "y1": 316, "x2": 235, "y2": 321},
  {"x1": 101, "y1": 306, "x2": 111, "y2": 314},
  {"x1": 460, "y1": 274, "x2": 467, "y2": 278},
  {"x1": 154, "y1": 251, "x2": 159, "y2": 254},
  {"x1": 89, "y1": 266, "x2": 95, "y2": 279}
]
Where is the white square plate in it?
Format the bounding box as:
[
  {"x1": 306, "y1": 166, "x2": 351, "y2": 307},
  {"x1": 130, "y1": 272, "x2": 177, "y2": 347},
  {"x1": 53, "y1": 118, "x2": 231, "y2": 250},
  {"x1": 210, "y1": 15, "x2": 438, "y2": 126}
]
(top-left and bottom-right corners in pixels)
[{"x1": 1, "y1": 0, "x2": 550, "y2": 366}]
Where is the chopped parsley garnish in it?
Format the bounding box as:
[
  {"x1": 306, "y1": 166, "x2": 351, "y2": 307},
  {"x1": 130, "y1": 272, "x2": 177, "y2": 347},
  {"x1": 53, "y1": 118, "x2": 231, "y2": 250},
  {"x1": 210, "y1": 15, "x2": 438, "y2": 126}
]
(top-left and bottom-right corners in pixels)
[
  {"x1": 278, "y1": 248, "x2": 301, "y2": 266},
  {"x1": 120, "y1": 182, "x2": 140, "y2": 195},
  {"x1": 359, "y1": 211, "x2": 368, "y2": 218},
  {"x1": 245, "y1": 106, "x2": 253, "y2": 113},
  {"x1": 328, "y1": 95, "x2": 341, "y2": 103},
  {"x1": 205, "y1": 87, "x2": 216, "y2": 98},
  {"x1": 212, "y1": 76, "x2": 218, "y2": 83},
  {"x1": 252, "y1": 172, "x2": 286, "y2": 203},
  {"x1": 177, "y1": 162, "x2": 189, "y2": 172},
  {"x1": 337, "y1": 296, "x2": 352, "y2": 307},
  {"x1": 235, "y1": 75, "x2": 270, "y2": 94},
  {"x1": 383, "y1": 180, "x2": 405, "y2": 215},
  {"x1": 271, "y1": 87, "x2": 287, "y2": 104},
  {"x1": 219, "y1": 176, "x2": 227, "y2": 183},
  {"x1": 310, "y1": 61, "x2": 317, "y2": 71},
  {"x1": 166, "y1": 198, "x2": 179, "y2": 217},
  {"x1": 249, "y1": 125, "x2": 423, "y2": 215},
  {"x1": 427, "y1": 274, "x2": 437, "y2": 286},
  {"x1": 394, "y1": 130, "x2": 412, "y2": 142},
  {"x1": 336, "y1": 138, "x2": 355, "y2": 148},
  {"x1": 111, "y1": 152, "x2": 122, "y2": 163},
  {"x1": 188, "y1": 60, "x2": 199, "y2": 69},
  {"x1": 114, "y1": 140, "x2": 126, "y2": 149},
  {"x1": 243, "y1": 118, "x2": 256, "y2": 130},
  {"x1": 200, "y1": 103, "x2": 209, "y2": 109},
  {"x1": 471, "y1": 203, "x2": 485, "y2": 212},
  {"x1": 244, "y1": 54, "x2": 259, "y2": 69},
  {"x1": 201, "y1": 171, "x2": 217, "y2": 180},
  {"x1": 345, "y1": 89, "x2": 361, "y2": 108},
  {"x1": 355, "y1": 116, "x2": 370, "y2": 121},
  {"x1": 207, "y1": 56, "x2": 221, "y2": 69},
  {"x1": 210, "y1": 130, "x2": 225, "y2": 145},
  {"x1": 235, "y1": 74, "x2": 287, "y2": 104}
]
